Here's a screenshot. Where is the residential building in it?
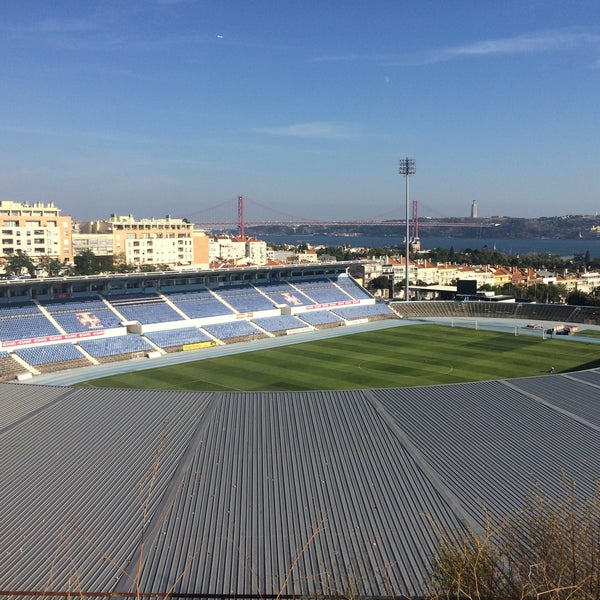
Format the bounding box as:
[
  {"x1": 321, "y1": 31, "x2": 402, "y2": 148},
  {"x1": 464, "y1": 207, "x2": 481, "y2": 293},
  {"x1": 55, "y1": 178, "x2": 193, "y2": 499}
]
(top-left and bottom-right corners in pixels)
[
  {"x1": 72, "y1": 231, "x2": 114, "y2": 257},
  {"x1": 575, "y1": 271, "x2": 600, "y2": 294},
  {"x1": 0, "y1": 200, "x2": 72, "y2": 263},
  {"x1": 79, "y1": 214, "x2": 210, "y2": 268},
  {"x1": 413, "y1": 258, "x2": 439, "y2": 285},
  {"x1": 209, "y1": 235, "x2": 268, "y2": 266}
]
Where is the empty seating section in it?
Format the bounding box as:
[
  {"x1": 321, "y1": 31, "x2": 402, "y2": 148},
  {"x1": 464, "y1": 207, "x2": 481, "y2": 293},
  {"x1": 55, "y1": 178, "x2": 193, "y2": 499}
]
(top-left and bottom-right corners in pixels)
[
  {"x1": 216, "y1": 285, "x2": 276, "y2": 312},
  {"x1": 292, "y1": 279, "x2": 355, "y2": 304},
  {"x1": 14, "y1": 343, "x2": 91, "y2": 372},
  {"x1": 41, "y1": 296, "x2": 122, "y2": 332},
  {"x1": 519, "y1": 303, "x2": 577, "y2": 322},
  {"x1": 164, "y1": 290, "x2": 234, "y2": 319},
  {"x1": 333, "y1": 303, "x2": 396, "y2": 320},
  {"x1": 258, "y1": 282, "x2": 314, "y2": 307},
  {"x1": 106, "y1": 293, "x2": 183, "y2": 324},
  {"x1": 252, "y1": 315, "x2": 310, "y2": 334},
  {"x1": 144, "y1": 327, "x2": 212, "y2": 350},
  {"x1": 0, "y1": 302, "x2": 60, "y2": 341},
  {"x1": 79, "y1": 335, "x2": 154, "y2": 360},
  {"x1": 203, "y1": 321, "x2": 264, "y2": 342},
  {"x1": 14, "y1": 343, "x2": 84, "y2": 365},
  {"x1": 570, "y1": 306, "x2": 600, "y2": 324},
  {"x1": 334, "y1": 276, "x2": 373, "y2": 300},
  {"x1": 299, "y1": 310, "x2": 344, "y2": 327},
  {"x1": 0, "y1": 351, "x2": 27, "y2": 382},
  {"x1": 394, "y1": 301, "x2": 600, "y2": 324}
]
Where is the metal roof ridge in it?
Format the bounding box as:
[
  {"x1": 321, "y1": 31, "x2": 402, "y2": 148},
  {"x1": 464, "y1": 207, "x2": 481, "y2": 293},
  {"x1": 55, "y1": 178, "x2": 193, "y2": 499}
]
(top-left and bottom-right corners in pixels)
[
  {"x1": 113, "y1": 391, "x2": 221, "y2": 594},
  {"x1": 501, "y1": 378, "x2": 600, "y2": 434},
  {"x1": 0, "y1": 384, "x2": 80, "y2": 436},
  {"x1": 361, "y1": 388, "x2": 483, "y2": 537}
]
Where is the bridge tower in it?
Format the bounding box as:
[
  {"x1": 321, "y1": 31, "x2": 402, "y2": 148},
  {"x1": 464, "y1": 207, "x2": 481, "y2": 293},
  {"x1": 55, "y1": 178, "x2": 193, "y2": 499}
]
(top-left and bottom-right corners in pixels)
[
  {"x1": 411, "y1": 200, "x2": 421, "y2": 252},
  {"x1": 238, "y1": 195, "x2": 245, "y2": 239}
]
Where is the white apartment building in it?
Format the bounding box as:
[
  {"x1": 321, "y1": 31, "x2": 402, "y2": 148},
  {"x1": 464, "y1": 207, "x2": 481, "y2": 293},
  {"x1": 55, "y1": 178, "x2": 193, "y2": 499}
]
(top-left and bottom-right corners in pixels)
[
  {"x1": 79, "y1": 214, "x2": 209, "y2": 268},
  {"x1": 210, "y1": 235, "x2": 268, "y2": 266},
  {"x1": 576, "y1": 271, "x2": 600, "y2": 294},
  {"x1": 0, "y1": 200, "x2": 72, "y2": 263}
]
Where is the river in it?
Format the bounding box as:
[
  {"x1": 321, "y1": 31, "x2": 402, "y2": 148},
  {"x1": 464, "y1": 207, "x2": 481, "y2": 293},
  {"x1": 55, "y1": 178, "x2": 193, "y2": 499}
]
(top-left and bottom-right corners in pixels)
[{"x1": 262, "y1": 234, "x2": 600, "y2": 258}]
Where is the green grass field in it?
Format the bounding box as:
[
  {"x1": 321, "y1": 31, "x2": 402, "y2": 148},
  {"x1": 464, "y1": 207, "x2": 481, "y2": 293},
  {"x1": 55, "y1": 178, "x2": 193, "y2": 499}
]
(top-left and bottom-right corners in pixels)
[{"x1": 78, "y1": 324, "x2": 600, "y2": 391}]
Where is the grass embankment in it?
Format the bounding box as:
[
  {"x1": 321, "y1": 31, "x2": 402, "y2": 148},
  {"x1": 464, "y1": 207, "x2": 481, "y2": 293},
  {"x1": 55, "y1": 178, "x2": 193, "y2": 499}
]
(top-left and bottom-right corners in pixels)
[{"x1": 78, "y1": 324, "x2": 600, "y2": 391}]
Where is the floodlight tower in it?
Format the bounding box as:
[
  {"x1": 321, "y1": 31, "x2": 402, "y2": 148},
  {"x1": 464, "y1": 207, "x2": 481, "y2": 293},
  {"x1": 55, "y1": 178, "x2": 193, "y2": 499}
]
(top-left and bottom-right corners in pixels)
[{"x1": 399, "y1": 157, "x2": 416, "y2": 301}]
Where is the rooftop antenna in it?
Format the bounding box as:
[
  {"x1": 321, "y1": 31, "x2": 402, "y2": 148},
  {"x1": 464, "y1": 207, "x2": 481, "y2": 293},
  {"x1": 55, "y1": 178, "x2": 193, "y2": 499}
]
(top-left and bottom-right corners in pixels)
[{"x1": 399, "y1": 158, "x2": 416, "y2": 302}]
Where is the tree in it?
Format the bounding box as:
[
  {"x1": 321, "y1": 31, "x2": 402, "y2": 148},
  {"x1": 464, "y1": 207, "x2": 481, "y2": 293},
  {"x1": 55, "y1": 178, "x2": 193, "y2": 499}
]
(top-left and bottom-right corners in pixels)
[
  {"x1": 5, "y1": 250, "x2": 36, "y2": 277},
  {"x1": 74, "y1": 249, "x2": 102, "y2": 275},
  {"x1": 37, "y1": 255, "x2": 65, "y2": 277},
  {"x1": 369, "y1": 275, "x2": 391, "y2": 291},
  {"x1": 111, "y1": 253, "x2": 137, "y2": 273},
  {"x1": 566, "y1": 290, "x2": 600, "y2": 307}
]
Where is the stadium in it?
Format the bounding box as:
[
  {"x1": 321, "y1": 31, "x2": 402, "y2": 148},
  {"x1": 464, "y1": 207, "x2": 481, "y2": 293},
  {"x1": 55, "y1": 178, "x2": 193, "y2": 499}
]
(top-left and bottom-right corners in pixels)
[{"x1": 1, "y1": 263, "x2": 600, "y2": 598}]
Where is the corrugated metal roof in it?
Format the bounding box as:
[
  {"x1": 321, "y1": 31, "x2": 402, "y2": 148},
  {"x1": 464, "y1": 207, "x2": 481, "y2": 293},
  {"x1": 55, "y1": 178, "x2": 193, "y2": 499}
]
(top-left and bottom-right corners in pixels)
[
  {"x1": 372, "y1": 377, "x2": 600, "y2": 524},
  {"x1": 2, "y1": 371, "x2": 600, "y2": 597},
  {"x1": 129, "y1": 390, "x2": 464, "y2": 598},
  {"x1": 0, "y1": 386, "x2": 216, "y2": 594},
  {"x1": 0, "y1": 383, "x2": 76, "y2": 431}
]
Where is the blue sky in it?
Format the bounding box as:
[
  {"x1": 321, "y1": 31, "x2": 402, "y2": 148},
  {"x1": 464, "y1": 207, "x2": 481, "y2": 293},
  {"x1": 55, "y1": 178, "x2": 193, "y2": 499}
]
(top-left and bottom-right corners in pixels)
[{"x1": 1, "y1": 0, "x2": 599, "y2": 223}]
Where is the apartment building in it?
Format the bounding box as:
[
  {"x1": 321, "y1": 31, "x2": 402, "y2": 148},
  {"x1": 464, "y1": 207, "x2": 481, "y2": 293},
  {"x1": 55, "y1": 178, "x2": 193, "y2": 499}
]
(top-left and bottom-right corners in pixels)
[
  {"x1": 0, "y1": 200, "x2": 72, "y2": 263},
  {"x1": 79, "y1": 214, "x2": 210, "y2": 268},
  {"x1": 209, "y1": 235, "x2": 268, "y2": 266}
]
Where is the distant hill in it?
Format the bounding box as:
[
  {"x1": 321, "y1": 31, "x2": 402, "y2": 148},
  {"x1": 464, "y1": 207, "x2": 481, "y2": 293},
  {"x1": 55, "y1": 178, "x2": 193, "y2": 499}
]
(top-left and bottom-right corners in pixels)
[{"x1": 245, "y1": 215, "x2": 600, "y2": 240}]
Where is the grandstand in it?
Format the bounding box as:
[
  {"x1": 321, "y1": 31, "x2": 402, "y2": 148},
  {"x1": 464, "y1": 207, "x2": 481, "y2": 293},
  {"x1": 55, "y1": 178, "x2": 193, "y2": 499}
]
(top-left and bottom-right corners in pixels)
[
  {"x1": 202, "y1": 320, "x2": 266, "y2": 343},
  {"x1": 333, "y1": 302, "x2": 396, "y2": 321},
  {"x1": 258, "y1": 280, "x2": 316, "y2": 307},
  {"x1": 251, "y1": 314, "x2": 311, "y2": 335},
  {"x1": 144, "y1": 327, "x2": 215, "y2": 352},
  {"x1": 40, "y1": 295, "x2": 122, "y2": 332},
  {"x1": 393, "y1": 300, "x2": 600, "y2": 325},
  {"x1": 0, "y1": 266, "x2": 393, "y2": 379},
  {"x1": 78, "y1": 334, "x2": 155, "y2": 363},
  {"x1": 0, "y1": 301, "x2": 61, "y2": 342},
  {"x1": 292, "y1": 277, "x2": 358, "y2": 304},
  {"x1": 298, "y1": 309, "x2": 344, "y2": 328},
  {"x1": 216, "y1": 284, "x2": 277, "y2": 313},
  {"x1": 13, "y1": 343, "x2": 91, "y2": 373},
  {"x1": 163, "y1": 289, "x2": 236, "y2": 319}
]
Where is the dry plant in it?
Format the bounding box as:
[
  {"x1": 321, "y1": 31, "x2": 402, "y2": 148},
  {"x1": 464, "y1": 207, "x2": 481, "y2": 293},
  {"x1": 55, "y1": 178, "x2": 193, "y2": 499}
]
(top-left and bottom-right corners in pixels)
[{"x1": 431, "y1": 477, "x2": 600, "y2": 600}]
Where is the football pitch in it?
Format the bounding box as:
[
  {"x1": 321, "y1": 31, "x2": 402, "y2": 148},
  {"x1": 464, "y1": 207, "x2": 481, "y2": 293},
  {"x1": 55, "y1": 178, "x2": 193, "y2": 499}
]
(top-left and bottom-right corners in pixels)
[{"x1": 78, "y1": 324, "x2": 600, "y2": 391}]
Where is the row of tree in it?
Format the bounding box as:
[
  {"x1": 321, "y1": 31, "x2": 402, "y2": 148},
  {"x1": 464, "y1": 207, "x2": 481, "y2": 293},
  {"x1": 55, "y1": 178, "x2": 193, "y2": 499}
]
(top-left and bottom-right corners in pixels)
[
  {"x1": 313, "y1": 243, "x2": 599, "y2": 273},
  {"x1": 1, "y1": 249, "x2": 171, "y2": 278},
  {"x1": 366, "y1": 275, "x2": 600, "y2": 306}
]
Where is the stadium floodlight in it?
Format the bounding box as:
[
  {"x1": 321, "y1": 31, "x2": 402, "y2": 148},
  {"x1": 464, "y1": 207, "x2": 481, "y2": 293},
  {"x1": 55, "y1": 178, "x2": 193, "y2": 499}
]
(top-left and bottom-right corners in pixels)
[{"x1": 399, "y1": 158, "x2": 416, "y2": 302}]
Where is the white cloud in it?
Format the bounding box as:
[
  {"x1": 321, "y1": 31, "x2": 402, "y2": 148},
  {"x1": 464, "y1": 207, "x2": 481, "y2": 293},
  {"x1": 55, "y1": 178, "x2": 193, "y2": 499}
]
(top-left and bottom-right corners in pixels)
[
  {"x1": 253, "y1": 121, "x2": 356, "y2": 140},
  {"x1": 405, "y1": 29, "x2": 600, "y2": 66},
  {"x1": 318, "y1": 29, "x2": 600, "y2": 67}
]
